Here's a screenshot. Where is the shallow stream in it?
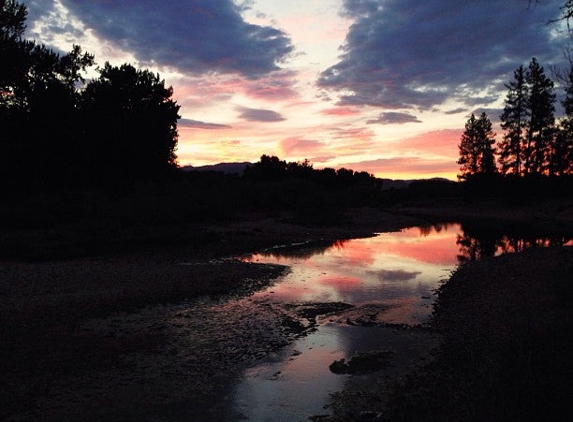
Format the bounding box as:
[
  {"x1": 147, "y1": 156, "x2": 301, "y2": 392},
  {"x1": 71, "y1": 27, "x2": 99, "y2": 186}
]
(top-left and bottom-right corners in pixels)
[
  {"x1": 218, "y1": 222, "x2": 572, "y2": 422},
  {"x1": 217, "y1": 224, "x2": 457, "y2": 421}
]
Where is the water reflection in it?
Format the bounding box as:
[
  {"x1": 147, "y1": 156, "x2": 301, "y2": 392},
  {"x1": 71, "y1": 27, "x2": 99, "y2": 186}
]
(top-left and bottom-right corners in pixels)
[
  {"x1": 257, "y1": 239, "x2": 348, "y2": 260},
  {"x1": 230, "y1": 223, "x2": 572, "y2": 422},
  {"x1": 244, "y1": 224, "x2": 462, "y2": 325},
  {"x1": 456, "y1": 222, "x2": 572, "y2": 263}
]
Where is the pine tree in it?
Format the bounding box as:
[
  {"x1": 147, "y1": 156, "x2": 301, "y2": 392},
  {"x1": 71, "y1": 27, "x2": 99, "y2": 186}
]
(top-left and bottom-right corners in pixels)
[
  {"x1": 457, "y1": 112, "x2": 497, "y2": 181},
  {"x1": 525, "y1": 58, "x2": 556, "y2": 175},
  {"x1": 499, "y1": 65, "x2": 529, "y2": 175}
]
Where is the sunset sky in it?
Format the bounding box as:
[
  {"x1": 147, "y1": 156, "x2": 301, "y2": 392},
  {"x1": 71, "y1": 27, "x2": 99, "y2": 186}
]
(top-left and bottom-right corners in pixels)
[{"x1": 21, "y1": 0, "x2": 569, "y2": 179}]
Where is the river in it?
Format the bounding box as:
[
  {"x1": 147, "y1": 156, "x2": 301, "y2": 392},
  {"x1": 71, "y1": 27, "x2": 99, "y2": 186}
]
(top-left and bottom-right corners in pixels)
[{"x1": 214, "y1": 222, "x2": 571, "y2": 422}]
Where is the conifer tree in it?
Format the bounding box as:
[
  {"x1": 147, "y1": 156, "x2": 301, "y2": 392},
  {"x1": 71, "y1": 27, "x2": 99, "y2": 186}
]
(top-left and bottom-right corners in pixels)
[
  {"x1": 457, "y1": 112, "x2": 497, "y2": 180},
  {"x1": 499, "y1": 58, "x2": 556, "y2": 176},
  {"x1": 525, "y1": 58, "x2": 555, "y2": 174},
  {"x1": 499, "y1": 65, "x2": 529, "y2": 175}
]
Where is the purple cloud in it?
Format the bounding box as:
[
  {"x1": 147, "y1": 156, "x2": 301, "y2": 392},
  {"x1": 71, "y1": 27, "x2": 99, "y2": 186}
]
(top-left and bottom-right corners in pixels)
[
  {"x1": 237, "y1": 106, "x2": 286, "y2": 122},
  {"x1": 318, "y1": 0, "x2": 565, "y2": 109},
  {"x1": 366, "y1": 112, "x2": 422, "y2": 125},
  {"x1": 178, "y1": 118, "x2": 231, "y2": 129},
  {"x1": 25, "y1": 0, "x2": 294, "y2": 78}
]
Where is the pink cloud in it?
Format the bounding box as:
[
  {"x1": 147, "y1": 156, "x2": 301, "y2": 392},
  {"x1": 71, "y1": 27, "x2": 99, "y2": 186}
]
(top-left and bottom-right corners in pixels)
[
  {"x1": 280, "y1": 137, "x2": 325, "y2": 156},
  {"x1": 175, "y1": 73, "x2": 299, "y2": 109},
  {"x1": 318, "y1": 275, "x2": 362, "y2": 291},
  {"x1": 331, "y1": 127, "x2": 375, "y2": 141},
  {"x1": 396, "y1": 129, "x2": 462, "y2": 158},
  {"x1": 382, "y1": 229, "x2": 460, "y2": 265},
  {"x1": 174, "y1": 76, "x2": 242, "y2": 108},
  {"x1": 334, "y1": 242, "x2": 377, "y2": 266},
  {"x1": 320, "y1": 107, "x2": 361, "y2": 116},
  {"x1": 309, "y1": 155, "x2": 337, "y2": 164}
]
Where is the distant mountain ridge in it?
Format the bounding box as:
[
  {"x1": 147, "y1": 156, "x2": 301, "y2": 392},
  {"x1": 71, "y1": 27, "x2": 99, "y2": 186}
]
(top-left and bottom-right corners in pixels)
[
  {"x1": 181, "y1": 162, "x2": 252, "y2": 174},
  {"x1": 181, "y1": 162, "x2": 452, "y2": 187}
]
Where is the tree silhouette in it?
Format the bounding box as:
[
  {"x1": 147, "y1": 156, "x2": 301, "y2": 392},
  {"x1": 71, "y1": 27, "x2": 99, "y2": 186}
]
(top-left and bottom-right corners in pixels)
[
  {"x1": 457, "y1": 112, "x2": 497, "y2": 180},
  {"x1": 499, "y1": 58, "x2": 557, "y2": 176},
  {"x1": 524, "y1": 58, "x2": 556, "y2": 175},
  {"x1": 552, "y1": 123, "x2": 573, "y2": 176},
  {"x1": 499, "y1": 65, "x2": 529, "y2": 176},
  {"x1": 1, "y1": 1, "x2": 94, "y2": 194},
  {"x1": 243, "y1": 155, "x2": 288, "y2": 181},
  {"x1": 81, "y1": 63, "x2": 180, "y2": 189},
  {"x1": 2, "y1": 0, "x2": 181, "y2": 195}
]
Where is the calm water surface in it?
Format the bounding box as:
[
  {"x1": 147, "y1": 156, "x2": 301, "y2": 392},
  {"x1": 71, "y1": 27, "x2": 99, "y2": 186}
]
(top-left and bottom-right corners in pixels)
[
  {"x1": 245, "y1": 223, "x2": 461, "y2": 325},
  {"x1": 221, "y1": 223, "x2": 571, "y2": 422},
  {"x1": 223, "y1": 224, "x2": 459, "y2": 421}
]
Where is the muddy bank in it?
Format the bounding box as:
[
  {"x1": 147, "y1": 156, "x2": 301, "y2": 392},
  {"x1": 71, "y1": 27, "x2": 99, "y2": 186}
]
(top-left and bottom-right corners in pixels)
[
  {"x1": 329, "y1": 246, "x2": 573, "y2": 422},
  {"x1": 0, "y1": 259, "x2": 287, "y2": 421}
]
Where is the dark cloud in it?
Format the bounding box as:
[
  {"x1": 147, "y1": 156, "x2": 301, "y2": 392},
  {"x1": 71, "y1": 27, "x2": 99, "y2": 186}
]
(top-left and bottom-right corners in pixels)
[
  {"x1": 469, "y1": 108, "x2": 504, "y2": 120},
  {"x1": 237, "y1": 106, "x2": 286, "y2": 122},
  {"x1": 444, "y1": 107, "x2": 467, "y2": 115},
  {"x1": 25, "y1": 0, "x2": 294, "y2": 78},
  {"x1": 318, "y1": 0, "x2": 565, "y2": 109},
  {"x1": 179, "y1": 118, "x2": 231, "y2": 129},
  {"x1": 366, "y1": 112, "x2": 422, "y2": 125}
]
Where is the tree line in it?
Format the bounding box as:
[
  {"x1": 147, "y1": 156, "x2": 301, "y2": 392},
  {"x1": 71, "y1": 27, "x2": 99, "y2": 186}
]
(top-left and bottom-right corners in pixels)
[
  {"x1": 243, "y1": 154, "x2": 377, "y2": 187},
  {"x1": 458, "y1": 57, "x2": 573, "y2": 180},
  {"x1": 0, "y1": 0, "x2": 179, "y2": 197}
]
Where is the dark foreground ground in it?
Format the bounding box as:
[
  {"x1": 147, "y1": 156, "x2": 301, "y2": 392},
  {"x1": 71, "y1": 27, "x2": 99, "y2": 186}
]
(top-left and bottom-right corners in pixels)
[{"x1": 1, "y1": 203, "x2": 573, "y2": 421}]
